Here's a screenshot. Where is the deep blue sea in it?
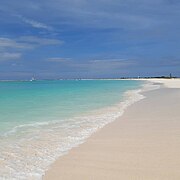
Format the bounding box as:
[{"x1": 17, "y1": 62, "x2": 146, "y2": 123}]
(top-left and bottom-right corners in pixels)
[{"x1": 0, "y1": 80, "x2": 145, "y2": 179}]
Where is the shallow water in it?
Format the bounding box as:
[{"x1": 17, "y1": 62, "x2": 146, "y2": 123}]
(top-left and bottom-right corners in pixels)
[{"x1": 0, "y1": 80, "x2": 145, "y2": 179}]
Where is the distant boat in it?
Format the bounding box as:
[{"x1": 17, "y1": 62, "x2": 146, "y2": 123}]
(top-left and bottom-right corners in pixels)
[{"x1": 30, "y1": 77, "x2": 36, "y2": 82}]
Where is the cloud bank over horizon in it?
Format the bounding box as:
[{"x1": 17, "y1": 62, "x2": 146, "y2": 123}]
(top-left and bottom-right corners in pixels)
[{"x1": 0, "y1": 0, "x2": 180, "y2": 79}]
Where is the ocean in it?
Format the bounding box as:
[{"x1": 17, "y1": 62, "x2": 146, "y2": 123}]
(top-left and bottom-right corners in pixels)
[{"x1": 0, "y1": 80, "x2": 145, "y2": 179}]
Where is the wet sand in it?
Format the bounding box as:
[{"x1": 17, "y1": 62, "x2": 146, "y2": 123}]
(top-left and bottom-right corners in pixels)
[{"x1": 45, "y1": 79, "x2": 180, "y2": 180}]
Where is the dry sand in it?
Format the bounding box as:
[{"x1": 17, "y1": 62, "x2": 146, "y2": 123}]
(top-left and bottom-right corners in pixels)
[
  {"x1": 44, "y1": 79, "x2": 180, "y2": 180},
  {"x1": 145, "y1": 78, "x2": 180, "y2": 88}
]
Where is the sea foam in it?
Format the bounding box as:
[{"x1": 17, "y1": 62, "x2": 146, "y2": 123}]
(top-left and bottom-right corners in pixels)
[{"x1": 0, "y1": 81, "x2": 160, "y2": 179}]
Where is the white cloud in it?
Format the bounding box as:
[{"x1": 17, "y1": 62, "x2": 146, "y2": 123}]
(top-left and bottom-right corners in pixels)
[
  {"x1": 0, "y1": 38, "x2": 32, "y2": 49},
  {"x1": 0, "y1": 36, "x2": 64, "y2": 61},
  {"x1": 0, "y1": 52, "x2": 22, "y2": 61},
  {"x1": 17, "y1": 15, "x2": 53, "y2": 31},
  {"x1": 47, "y1": 57, "x2": 71, "y2": 62},
  {"x1": 72, "y1": 58, "x2": 135, "y2": 71},
  {"x1": 90, "y1": 59, "x2": 135, "y2": 66},
  {"x1": 19, "y1": 36, "x2": 63, "y2": 46},
  {"x1": 0, "y1": 36, "x2": 63, "y2": 51}
]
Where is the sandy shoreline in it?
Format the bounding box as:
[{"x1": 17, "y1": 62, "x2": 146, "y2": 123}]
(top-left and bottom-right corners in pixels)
[{"x1": 44, "y1": 79, "x2": 180, "y2": 180}]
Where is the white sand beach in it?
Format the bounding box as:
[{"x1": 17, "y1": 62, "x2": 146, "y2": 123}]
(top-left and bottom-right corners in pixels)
[{"x1": 44, "y1": 79, "x2": 180, "y2": 180}]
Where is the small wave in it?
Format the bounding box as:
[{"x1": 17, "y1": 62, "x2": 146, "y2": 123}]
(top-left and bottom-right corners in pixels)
[
  {"x1": 0, "y1": 81, "x2": 159, "y2": 179},
  {"x1": 2, "y1": 120, "x2": 60, "y2": 137}
]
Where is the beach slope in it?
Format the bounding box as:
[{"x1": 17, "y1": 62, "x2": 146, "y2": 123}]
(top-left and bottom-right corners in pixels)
[{"x1": 45, "y1": 80, "x2": 180, "y2": 180}]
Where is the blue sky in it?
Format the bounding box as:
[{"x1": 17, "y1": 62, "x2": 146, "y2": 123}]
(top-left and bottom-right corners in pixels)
[{"x1": 0, "y1": 0, "x2": 180, "y2": 79}]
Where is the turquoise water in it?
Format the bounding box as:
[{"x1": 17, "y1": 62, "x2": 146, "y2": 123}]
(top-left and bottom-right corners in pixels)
[
  {"x1": 0, "y1": 80, "x2": 141, "y2": 134},
  {"x1": 0, "y1": 80, "x2": 144, "y2": 179}
]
